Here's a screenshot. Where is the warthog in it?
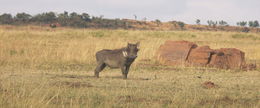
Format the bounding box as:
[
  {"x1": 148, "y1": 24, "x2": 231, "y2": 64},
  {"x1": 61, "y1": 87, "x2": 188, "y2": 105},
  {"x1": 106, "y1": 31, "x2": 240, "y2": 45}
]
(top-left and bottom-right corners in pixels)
[{"x1": 94, "y1": 42, "x2": 140, "y2": 79}]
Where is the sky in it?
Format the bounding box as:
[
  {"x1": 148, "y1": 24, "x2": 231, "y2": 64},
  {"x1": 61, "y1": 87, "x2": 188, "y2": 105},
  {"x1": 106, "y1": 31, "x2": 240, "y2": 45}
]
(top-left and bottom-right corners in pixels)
[{"x1": 0, "y1": 0, "x2": 259, "y2": 25}]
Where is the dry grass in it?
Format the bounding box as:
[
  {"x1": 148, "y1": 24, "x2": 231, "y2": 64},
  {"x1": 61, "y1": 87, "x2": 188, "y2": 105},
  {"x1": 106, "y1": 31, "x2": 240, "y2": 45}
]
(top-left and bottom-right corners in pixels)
[{"x1": 0, "y1": 25, "x2": 260, "y2": 108}]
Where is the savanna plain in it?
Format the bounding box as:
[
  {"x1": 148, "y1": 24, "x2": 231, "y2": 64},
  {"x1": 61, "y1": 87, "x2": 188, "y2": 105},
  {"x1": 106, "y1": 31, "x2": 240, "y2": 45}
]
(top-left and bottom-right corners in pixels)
[{"x1": 0, "y1": 26, "x2": 259, "y2": 108}]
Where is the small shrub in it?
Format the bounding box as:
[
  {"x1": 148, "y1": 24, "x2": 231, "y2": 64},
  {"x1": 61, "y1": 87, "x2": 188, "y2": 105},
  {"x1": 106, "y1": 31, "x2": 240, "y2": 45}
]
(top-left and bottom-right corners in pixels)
[
  {"x1": 91, "y1": 31, "x2": 105, "y2": 38},
  {"x1": 231, "y1": 34, "x2": 253, "y2": 39},
  {"x1": 10, "y1": 50, "x2": 17, "y2": 56},
  {"x1": 191, "y1": 34, "x2": 197, "y2": 38}
]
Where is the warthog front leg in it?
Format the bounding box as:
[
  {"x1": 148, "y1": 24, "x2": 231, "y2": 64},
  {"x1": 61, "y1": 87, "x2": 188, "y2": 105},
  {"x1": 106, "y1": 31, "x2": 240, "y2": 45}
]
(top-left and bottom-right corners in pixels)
[
  {"x1": 121, "y1": 65, "x2": 130, "y2": 79},
  {"x1": 94, "y1": 63, "x2": 106, "y2": 78}
]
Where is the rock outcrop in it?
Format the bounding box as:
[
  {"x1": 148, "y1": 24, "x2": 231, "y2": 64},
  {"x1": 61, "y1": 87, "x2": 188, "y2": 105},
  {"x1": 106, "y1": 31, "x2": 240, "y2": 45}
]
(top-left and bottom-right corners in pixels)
[{"x1": 156, "y1": 40, "x2": 255, "y2": 70}]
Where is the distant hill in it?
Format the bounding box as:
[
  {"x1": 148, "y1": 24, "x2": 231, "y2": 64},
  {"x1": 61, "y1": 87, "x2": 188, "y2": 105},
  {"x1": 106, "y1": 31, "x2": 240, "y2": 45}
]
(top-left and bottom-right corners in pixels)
[
  {"x1": 0, "y1": 12, "x2": 259, "y2": 32},
  {"x1": 120, "y1": 19, "x2": 260, "y2": 33}
]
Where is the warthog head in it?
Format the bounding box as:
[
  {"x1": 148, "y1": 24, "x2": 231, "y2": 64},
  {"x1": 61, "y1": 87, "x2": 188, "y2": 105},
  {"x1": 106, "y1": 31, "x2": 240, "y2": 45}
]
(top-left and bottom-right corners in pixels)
[{"x1": 125, "y1": 42, "x2": 140, "y2": 59}]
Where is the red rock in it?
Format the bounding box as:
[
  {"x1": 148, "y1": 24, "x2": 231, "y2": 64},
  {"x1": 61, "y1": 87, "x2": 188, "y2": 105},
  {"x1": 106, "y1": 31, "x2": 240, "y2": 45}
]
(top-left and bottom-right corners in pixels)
[
  {"x1": 156, "y1": 40, "x2": 197, "y2": 66},
  {"x1": 187, "y1": 46, "x2": 214, "y2": 66},
  {"x1": 209, "y1": 48, "x2": 246, "y2": 69}
]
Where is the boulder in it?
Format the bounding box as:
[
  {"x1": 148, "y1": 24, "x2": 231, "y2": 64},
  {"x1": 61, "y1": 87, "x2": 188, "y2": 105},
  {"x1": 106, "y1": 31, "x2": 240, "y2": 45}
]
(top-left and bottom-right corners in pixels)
[
  {"x1": 187, "y1": 46, "x2": 214, "y2": 66},
  {"x1": 208, "y1": 52, "x2": 230, "y2": 69},
  {"x1": 156, "y1": 40, "x2": 197, "y2": 66},
  {"x1": 209, "y1": 48, "x2": 246, "y2": 69}
]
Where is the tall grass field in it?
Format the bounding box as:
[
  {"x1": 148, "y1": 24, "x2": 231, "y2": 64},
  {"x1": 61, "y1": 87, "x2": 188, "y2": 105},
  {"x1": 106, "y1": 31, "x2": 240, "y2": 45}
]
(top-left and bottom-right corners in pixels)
[{"x1": 0, "y1": 25, "x2": 259, "y2": 108}]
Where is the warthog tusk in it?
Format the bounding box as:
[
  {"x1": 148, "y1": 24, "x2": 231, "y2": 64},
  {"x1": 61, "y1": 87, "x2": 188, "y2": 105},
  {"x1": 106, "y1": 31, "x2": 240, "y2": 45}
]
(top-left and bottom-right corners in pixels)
[{"x1": 122, "y1": 51, "x2": 128, "y2": 57}]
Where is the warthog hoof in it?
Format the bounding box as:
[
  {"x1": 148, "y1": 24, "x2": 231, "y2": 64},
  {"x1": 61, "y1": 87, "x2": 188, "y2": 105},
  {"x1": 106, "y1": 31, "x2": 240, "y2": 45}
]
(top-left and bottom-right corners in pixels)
[
  {"x1": 122, "y1": 75, "x2": 127, "y2": 79},
  {"x1": 94, "y1": 74, "x2": 99, "y2": 78}
]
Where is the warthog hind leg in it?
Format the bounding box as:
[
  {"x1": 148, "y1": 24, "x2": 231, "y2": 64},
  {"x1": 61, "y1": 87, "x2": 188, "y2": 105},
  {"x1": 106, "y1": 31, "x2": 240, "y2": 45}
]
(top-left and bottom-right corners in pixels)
[{"x1": 94, "y1": 63, "x2": 106, "y2": 78}]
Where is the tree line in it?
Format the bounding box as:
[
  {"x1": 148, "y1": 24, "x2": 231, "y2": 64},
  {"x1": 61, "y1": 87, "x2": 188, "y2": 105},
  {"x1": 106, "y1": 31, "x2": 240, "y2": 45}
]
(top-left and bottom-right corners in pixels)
[
  {"x1": 0, "y1": 11, "x2": 259, "y2": 29},
  {"x1": 0, "y1": 11, "x2": 132, "y2": 29},
  {"x1": 195, "y1": 19, "x2": 259, "y2": 28},
  {"x1": 236, "y1": 21, "x2": 259, "y2": 27}
]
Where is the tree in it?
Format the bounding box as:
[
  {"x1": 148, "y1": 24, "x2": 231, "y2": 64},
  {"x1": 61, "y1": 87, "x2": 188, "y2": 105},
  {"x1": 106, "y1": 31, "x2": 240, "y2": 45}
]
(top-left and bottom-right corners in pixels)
[
  {"x1": 237, "y1": 21, "x2": 247, "y2": 27},
  {"x1": 68, "y1": 12, "x2": 88, "y2": 27},
  {"x1": 253, "y1": 20, "x2": 259, "y2": 27},
  {"x1": 57, "y1": 11, "x2": 70, "y2": 26},
  {"x1": 69, "y1": 12, "x2": 79, "y2": 19},
  {"x1": 177, "y1": 21, "x2": 185, "y2": 30},
  {"x1": 248, "y1": 20, "x2": 259, "y2": 27},
  {"x1": 133, "y1": 14, "x2": 137, "y2": 20},
  {"x1": 207, "y1": 20, "x2": 217, "y2": 27},
  {"x1": 218, "y1": 20, "x2": 228, "y2": 26},
  {"x1": 207, "y1": 20, "x2": 212, "y2": 26},
  {"x1": 44, "y1": 12, "x2": 56, "y2": 23},
  {"x1": 32, "y1": 12, "x2": 57, "y2": 23},
  {"x1": 0, "y1": 13, "x2": 13, "y2": 24},
  {"x1": 214, "y1": 21, "x2": 218, "y2": 27},
  {"x1": 15, "y1": 12, "x2": 32, "y2": 23},
  {"x1": 81, "y1": 13, "x2": 91, "y2": 22},
  {"x1": 196, "y1": 19, "x2": 200, "y2": 25},
  {"x1": 155, "y1": 19, "x2": 161, "y2": 26},
  {"x1": 248, "y1": 21, "x2": 254, "y2": 27}
]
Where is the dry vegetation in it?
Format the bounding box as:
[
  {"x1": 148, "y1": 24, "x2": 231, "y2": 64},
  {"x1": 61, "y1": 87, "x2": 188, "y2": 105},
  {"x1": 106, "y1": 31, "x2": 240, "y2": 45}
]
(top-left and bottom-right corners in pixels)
[{"x1": 0, "y1": 25, "x2": 259, "y2": 108}]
